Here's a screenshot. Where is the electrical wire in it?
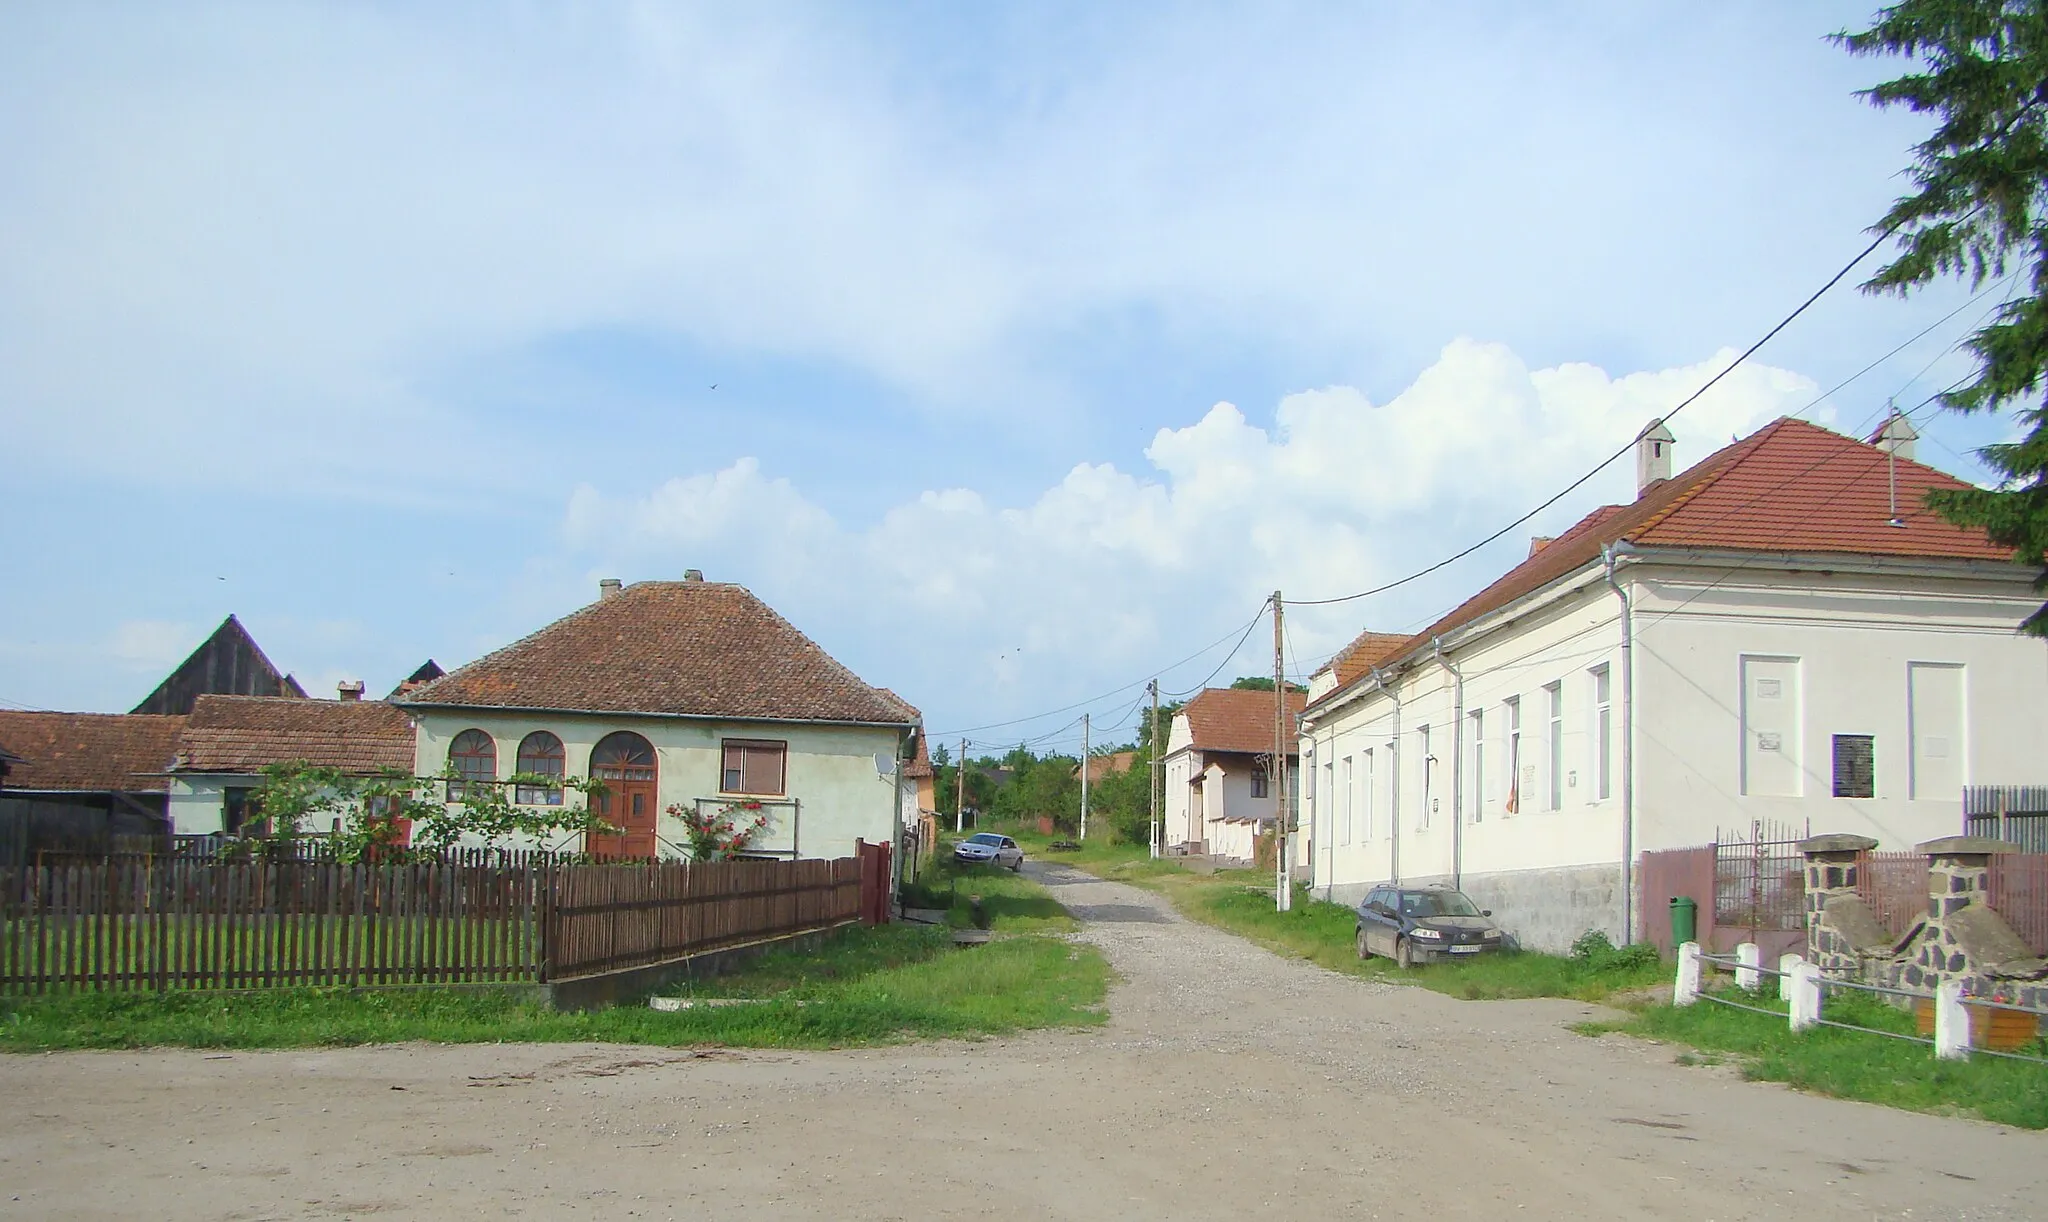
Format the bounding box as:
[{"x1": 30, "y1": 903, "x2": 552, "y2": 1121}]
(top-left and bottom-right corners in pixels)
[
  {"x1": 1285, "y1": 227, "x2": 1900, "y2": 609},
  {"x1": 1164, "y1": 598, "x2": 1272, "y2": 699},
  {"x1": 927, "y1": 599, "x2": 1272, "y2": 739}
]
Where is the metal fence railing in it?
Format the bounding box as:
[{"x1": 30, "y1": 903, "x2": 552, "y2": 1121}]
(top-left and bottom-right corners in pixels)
[
  {"x1": 1989, "y1": 854, "x2": 2048, "y2": 958},
  {"x1": 1854, "y1": 850, "x2": 1927, "y2": 942},
  {"x1": 1713, "y1": 819, "x2": 1809, "y2": 937},
  {"x1": 1964, "y1": 785, "x2": 2048, "y2": 852}
]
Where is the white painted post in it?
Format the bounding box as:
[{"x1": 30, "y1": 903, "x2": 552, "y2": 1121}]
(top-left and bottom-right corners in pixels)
[
  {"x1": 1788, "y1": 963, "x2": 1822, "y2": 1032},
  {"x1": 1736, "y1": 941, "x2": 1761, "y2": 992},
  {"x1": 1778, "y1": 953, "x2": 1804, "y2": 1002},
  {"x1": 1674, "y1": 941, "x2": 1702, "y2": 1006},
  {"x1": 1934, "y1": 980, "x2": 1971, "y2": 1060}
]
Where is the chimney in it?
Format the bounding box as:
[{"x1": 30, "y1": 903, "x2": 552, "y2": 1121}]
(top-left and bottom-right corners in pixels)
[
  {"x1": 1636, "y1": 418, "x2": 1676, "y2": 498},
  {"x1": 683, "y1": 569, "x2": 705, "y2": 582},
  {"x1": 598, "y1": 578, "x2": 623, "y2": 601},
  {"x1": 1527, "y1": 536, "x2": 1554, "y2": 559},
  {"x1": 1872, "y1": 413, "x2": 1919, "y2": 462},
  {"x1": 337, "y1": 680, "x2": 365, "y2": 702}
]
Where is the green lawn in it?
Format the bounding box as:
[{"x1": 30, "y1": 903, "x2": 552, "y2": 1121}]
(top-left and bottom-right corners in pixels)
[
  {"x1": 0, "y1": 923, "x2": 1109, "y2": 1052},
  {"x1": 1581, "y1": 987, "x2": 2048, "y2": 1129}
]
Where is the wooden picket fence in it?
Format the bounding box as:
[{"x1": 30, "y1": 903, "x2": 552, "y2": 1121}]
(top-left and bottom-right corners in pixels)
[
  {"x1": 0, "y1": 851, "x2": 870, "y2": 993},
  {"x1": 541, "y1": 857, "x2": 862, "y2": 982}
]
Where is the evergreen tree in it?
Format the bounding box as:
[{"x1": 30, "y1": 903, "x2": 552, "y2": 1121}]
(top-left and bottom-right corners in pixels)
[{"x1": 1841, "y1": 1, "x2": 2048, "y2": 631}]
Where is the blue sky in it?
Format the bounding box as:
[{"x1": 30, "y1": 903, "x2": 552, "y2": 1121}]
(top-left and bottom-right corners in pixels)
[{"x1": 0, "y1": 2, "x2": 2020, "y2": 754}]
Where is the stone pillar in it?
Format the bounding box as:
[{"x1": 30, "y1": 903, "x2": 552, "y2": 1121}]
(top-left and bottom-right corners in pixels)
[
  {"x1": 1909, "y1": 836, "x2": 2016, "y2": 988},
  {"x1": 1798, "y1": 834, "x2": 1876, "y2": 965}
]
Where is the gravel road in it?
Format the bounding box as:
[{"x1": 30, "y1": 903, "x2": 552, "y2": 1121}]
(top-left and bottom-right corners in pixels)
[{"x1": 1, "y1": 863, "x2": 2042, "y2": 1220}]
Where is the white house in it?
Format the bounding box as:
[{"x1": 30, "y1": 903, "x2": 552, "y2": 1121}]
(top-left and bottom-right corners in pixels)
[
  {"x1": 398, "y1": 573, "x2": 921, "y2": 861},
  {"x1": 166, "y1": 692, "x2": 416, "y2": 834},
  {"x1": 1162, "y1": 687, "x2": 1303, "y2": 864},
  {"x1": 1299, "y1": 416, "x2": 2048, "y2": 952}
]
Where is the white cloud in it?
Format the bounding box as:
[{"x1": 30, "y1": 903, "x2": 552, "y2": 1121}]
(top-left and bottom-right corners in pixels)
[
  {"x1": 561, "y1": 340, "x2": 1820, "y2": 734},
  {"x1": 108, "y1": 620, "x2": 195, "y2": 670}
]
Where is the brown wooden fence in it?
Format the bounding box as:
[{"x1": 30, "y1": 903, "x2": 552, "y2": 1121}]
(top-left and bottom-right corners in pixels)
[
  {"x1": 540, "y1": 857, "x2": 862, "y2": 981},
  {"x1": 0, "y1": 855, "x2": 542, "y2": 992},
  {"x1": 2, "y1": 853, "x2": 870, "y2": 993}
]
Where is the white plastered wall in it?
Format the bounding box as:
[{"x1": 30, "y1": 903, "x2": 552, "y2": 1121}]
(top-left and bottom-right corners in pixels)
[{"x1": 412, "y1": 711, "x2": 904, "y2": 860}]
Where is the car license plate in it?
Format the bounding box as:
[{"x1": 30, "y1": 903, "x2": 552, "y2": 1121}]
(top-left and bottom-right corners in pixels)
[{"x1": 1448, "y1": 944, "x2": 1482, "y2": 954}]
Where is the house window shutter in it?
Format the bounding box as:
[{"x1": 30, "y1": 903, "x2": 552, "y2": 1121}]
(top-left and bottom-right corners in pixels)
[{"x1": 722, "y1": 739, "x2": 788, "y2": 795}]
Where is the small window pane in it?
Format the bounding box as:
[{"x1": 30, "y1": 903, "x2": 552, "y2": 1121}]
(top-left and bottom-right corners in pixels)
[
  {"x1": 516, "y1": 731, "x2": 566, "y2": 805},
  {"x1": 1832, "y1": 735, "x2": 1875, "y2": 798},
  {"x1": 722, "y1": 740, "x2": 788, "y2": 795},
  {"x1": 448, "y1": 730, "x2": 496, "y2": 800}
]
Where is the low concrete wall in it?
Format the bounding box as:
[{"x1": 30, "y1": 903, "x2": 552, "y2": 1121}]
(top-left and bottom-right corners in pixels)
[
  {"x1": 1407, "y1": 864, "x2": 1625, "y2": 954},
  {"x1": 547, "y1": 922, "x2": 853, "y2": 1011}
]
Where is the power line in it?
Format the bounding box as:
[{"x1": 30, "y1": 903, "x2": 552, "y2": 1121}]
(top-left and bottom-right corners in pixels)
[
  {"x1": 929, "y1": 600, "x2": 1271, "y2": 738},
  {"x1": 1164, "y1": 598, "x2": 1272, "y2": 698},
  {"x1": 1285, "y1": 227, "x2": 1900, "y2": 609}
]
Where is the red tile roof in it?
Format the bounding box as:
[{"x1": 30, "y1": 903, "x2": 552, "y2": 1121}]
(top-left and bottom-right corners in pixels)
[
  {"x1": 403, "y1": 581, "x2": 919, "y2": 726},
  {"x1": 1181, "y1": 688, "x2": 1305, "y2": 755},
  {"x1": 1081, "y1": 750, "x2": 1138, "y2": 783},
  {"x1": 1314, "y1": 631, "x2": 1412, "y2": 687},
  {"x1": 174, "y1": 696, "x2": 415, "y2": 775},
  {"x1": 0, "y1": 712, "x2": 187, "y2": 793},
  {"x1": 1308, "y1": 417, "x2": 2017, "y2": 712}
]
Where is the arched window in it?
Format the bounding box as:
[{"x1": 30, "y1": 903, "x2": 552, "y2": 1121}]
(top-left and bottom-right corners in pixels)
[
  {"x1": 447, "y1": 729, "x2": 496, "y2": 800},
  {"x1": 590, "y1": 732, "x2": 657, "y2": 782},
  {"x1": 516, "y1": 731, "x2": 566, "y2": 805}
]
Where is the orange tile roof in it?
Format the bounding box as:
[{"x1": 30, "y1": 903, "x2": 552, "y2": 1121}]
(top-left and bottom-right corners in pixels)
[
  {"x1": 1315, "y1": 631, "x2": 1412, "y2": 687},
  {"x1": 404, "y1": 581, "x2": 919, "y2": 726},
  {"x1": 1181, "y1": 688, "x2": 1305, "y2": 755},
  {"x1": 174, "y1": 696, "x2": 416, "y2": 775},
  {"x1": 1308, "y1": 417, "x2": 2016, "y2": 712},
  {"x1": 1081, "y1": 750, "x2": 1138, "y2": 783},
  {"x1": 0, "y1": 712, "x2": 187, "y2": 793}
]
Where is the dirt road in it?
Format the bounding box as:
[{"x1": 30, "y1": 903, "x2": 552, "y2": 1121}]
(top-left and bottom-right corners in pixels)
[{"x1": 2, "y1": 864, "x2": 2042, "y2": 1220}]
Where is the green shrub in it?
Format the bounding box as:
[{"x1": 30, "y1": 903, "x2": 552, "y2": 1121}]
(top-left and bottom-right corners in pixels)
[{"x1": 1568, "y1": 929, "x2": 1661, "y2": 973}]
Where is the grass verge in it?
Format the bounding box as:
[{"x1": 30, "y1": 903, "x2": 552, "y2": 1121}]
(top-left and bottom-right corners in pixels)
[
  {"x1": 902, "y1": 850, "x2": 1079, "y2": 932},
  {"x1": 0, "y1": 924, "x2": 1109, "y2": 1053},
  {"x1": 1581, "y1": 987, "x2": 2048, "y2": 1129}
]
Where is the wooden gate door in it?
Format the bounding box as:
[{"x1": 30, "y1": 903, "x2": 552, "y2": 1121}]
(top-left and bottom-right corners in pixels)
[{"x1": 589, "y1": 732, "x2": 659, "y2": 860}]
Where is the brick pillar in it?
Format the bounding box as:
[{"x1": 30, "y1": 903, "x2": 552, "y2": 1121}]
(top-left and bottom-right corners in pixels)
[
  {"x1": 1798, "y1": 834, "x2": 1876, "y2": 967},
  {"x1": 1908, "y1": 835, "x2": 2015, "y2": 987}
]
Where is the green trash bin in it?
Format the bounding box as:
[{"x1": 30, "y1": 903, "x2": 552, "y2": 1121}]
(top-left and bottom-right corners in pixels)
[{"x1": 1670, "y1": 896, "x2": 1698, "y2": 946}]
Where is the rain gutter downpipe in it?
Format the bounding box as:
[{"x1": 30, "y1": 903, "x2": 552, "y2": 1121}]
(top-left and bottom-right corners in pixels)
[
  {"x1": 1371, "y1": 665, "x2": 1402, "y2": 884},
  {"x1": 1435, "y1": 637, "x2": 1464, "y2": 889},
  {"x1": 1602, "y1": 542, "x2": 1636, "y2": 944}
]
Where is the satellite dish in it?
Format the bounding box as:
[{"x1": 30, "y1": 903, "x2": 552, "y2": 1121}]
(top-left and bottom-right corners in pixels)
[{"x1": 875, "y1": 753, "x2": 897, "y2": 778}]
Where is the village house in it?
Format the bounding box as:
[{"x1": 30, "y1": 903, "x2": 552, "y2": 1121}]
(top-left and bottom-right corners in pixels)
[
  {"x1": 165, "y1": 691, "x2": 416, "y2": 835},
  {"x1": 131, "y1": 615, "x2": 307, "y2": 715},
  {"x1": 1161, "y1": 687, "x2": 1304, "y2": 864},
  {"x1": 396, "y1": 573, "x2": 922, "y2": 861},
  {"x1": 1299, "y1": 416, "x2": 2048, "y2": 953}
]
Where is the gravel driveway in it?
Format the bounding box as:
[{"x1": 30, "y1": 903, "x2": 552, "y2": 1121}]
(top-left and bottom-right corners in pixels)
[{"x1": 1, "y1": 863, "x2": 2041, "y2": 1220}]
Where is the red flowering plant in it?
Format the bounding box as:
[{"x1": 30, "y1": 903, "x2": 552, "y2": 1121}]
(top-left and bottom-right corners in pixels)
[{"x1": 670, "y1": 800, "x2": 772, "y2": 861}]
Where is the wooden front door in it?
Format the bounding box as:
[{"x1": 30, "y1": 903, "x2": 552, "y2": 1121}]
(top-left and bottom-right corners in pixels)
[{"x1": 588, "y1": 732, "x2": 658, "y2": 860}]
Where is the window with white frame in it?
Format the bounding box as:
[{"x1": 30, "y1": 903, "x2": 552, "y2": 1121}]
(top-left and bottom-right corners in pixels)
[
  {"x1": 1361, "y1": 748, "x2": 1375, "y2": 840},
  {"x1": 1467, "y1": 707, "x2": 1485, "y2": 823},
  {"x1": 1418, "y1": 724, "x2": 1432, "y2": 830},
  {"x1": 1545, "y1": 682, "x2": 1564, "y2": 810},
  {"x1": 1339, "y1": 755, "x2": 1353, "y2": 845},
  {"x1": 1504, "y1": 697, "x2": 1521, "y2": 815},
  {"x1": 1590, "y1": 664, "x2": 1612, "y2": 801}
]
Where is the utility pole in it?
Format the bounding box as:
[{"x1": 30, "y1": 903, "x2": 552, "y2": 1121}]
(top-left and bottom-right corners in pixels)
[
  {"x1": 955, "y1": 738, "x2": 968, "y2": 834},
  {"x1": 1148, "y1": 678, "x2": 1161, "y2": 859},
  {"x1": 1273, "y1": 590, "x2": 1291, "y2": 912},
  {"x1": 1079, "y1": 713, "x2": 1091, "y2": 842}
]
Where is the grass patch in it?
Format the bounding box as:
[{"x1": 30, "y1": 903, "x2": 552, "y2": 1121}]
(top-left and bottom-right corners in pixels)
[
  {"x1": 906, "y1": 851, "x2": 1078, "y2": 932},
  {"x1": 1604, "y1": 987, "x2": 2048, "y2": 1129},
  {"x1": 1122, "y1": 874, "x2": 1666, "y2": 1003},
  {"x1": 0, "y1": 924, "x2": 1109, "y2": 1053}
]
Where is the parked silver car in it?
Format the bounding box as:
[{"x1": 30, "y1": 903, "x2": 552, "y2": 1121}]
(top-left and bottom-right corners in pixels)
[{"x1": 952, "y1": 832, "x2": 1024, "y2": 871}]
